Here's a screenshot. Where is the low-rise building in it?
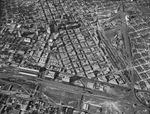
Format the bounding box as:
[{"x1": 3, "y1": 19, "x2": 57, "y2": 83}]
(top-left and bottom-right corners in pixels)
[
  {"x1": 86, "y1": 82, "x2": 94, "y2": 89},
  {"x1": 116, "y1": 78, "x2": 125, "y2": 85},
  {"x1": 73, "y1": 80, "x2": 84, "y2": 87},
  {"x1": 59, "y1": 73, "x2": 72, "y2": 83},
  {"x1": 82, "y1": 102, "x2": 90, "y2": 111},
  {"x1": 73, "y1": 110, "x2": 80, "y2": 114},
  {"x1": 45, "y1": 70, "x2": 55, "y2": 79},
  {"x1": 38, "y1": 57, "x2": 47, "y2": 67},
  {"x1": 109, "y1": 79, "x2": 118, "y2": 84}
]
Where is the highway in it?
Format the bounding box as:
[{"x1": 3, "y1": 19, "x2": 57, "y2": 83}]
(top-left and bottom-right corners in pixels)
[
  {"x1": 0, "y1": 72, "x2": 128, "y2": 101},
  {"x1": 96, "y1": 2, "x2": 150, "y2": 112},
  {"x1": 116, "y1": 3, "x2": 146, "y2": 111},
  {"x1": 1, "y1": 72, "x2": 150, "y2": 113}
]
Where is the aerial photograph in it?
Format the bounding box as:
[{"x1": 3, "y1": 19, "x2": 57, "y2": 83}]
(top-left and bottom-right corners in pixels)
[{"x1": 0, "y1": 0, "x2": 150, "y2": 114}]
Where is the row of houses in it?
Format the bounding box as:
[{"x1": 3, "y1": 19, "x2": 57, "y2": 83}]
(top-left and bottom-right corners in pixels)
[{"x1": 17, "y1": 66, "x2": 39, "y2": 77}]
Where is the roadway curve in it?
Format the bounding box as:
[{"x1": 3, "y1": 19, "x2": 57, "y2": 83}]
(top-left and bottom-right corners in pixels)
[{"x1": 96, "y1": 2, "x2": 150, "y2": 110}]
